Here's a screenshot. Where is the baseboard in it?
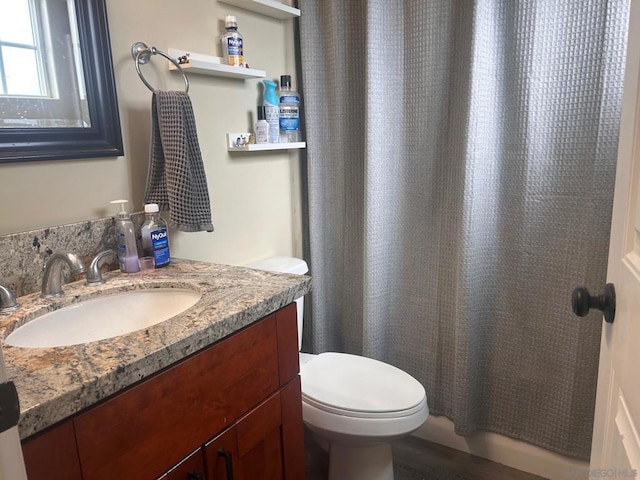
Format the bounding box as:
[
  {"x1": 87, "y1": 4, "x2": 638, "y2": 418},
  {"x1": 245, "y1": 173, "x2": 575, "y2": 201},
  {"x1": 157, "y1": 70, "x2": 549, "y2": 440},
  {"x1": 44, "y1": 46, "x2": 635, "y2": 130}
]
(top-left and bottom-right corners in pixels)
[{"x1": 413, "y1": 415, "x2": 589, "y2": 480}]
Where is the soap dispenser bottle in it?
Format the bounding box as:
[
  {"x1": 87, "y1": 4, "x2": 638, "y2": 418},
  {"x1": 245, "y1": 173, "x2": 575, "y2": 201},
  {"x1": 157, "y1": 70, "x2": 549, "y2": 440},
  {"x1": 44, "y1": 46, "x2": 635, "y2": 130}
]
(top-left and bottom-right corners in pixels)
[{"x1": 110, "y1": 200, "x2": 140, "y2": 273}]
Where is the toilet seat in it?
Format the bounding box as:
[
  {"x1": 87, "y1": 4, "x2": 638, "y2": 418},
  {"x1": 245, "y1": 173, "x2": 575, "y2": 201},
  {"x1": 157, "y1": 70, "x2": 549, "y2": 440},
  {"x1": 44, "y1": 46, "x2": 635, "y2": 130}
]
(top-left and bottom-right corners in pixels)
[
  {"x1": 301, "y1": 352, "x2": 426, "y2": 419},
  {"x1": 300, "y1": 353, "x2": 428, "y2": 442},
  {"x1": 303, "y1": 395, "x2": 427, "y2": 419}
]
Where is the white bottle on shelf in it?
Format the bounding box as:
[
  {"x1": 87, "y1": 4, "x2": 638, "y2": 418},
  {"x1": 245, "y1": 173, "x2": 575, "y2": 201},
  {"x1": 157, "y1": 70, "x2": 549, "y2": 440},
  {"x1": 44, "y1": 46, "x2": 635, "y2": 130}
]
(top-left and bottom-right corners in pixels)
[{"x1": 255, "y1": 106, "x2": 269, "y2": 144}]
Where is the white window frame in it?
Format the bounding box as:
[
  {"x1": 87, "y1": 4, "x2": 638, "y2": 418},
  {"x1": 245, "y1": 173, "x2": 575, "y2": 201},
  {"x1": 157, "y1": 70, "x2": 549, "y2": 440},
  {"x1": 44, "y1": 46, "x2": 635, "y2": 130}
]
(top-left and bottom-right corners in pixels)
[{"x1": 0, "y1": 0, "x2": 51, "y2": 98}]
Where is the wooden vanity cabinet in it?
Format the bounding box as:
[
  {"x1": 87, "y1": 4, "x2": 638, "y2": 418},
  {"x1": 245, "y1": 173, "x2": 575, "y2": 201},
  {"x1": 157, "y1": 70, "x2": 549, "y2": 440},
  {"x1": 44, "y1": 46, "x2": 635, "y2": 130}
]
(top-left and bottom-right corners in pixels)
[{"x1": 21, "y1": 304, "x2": 305, "y2": 480}]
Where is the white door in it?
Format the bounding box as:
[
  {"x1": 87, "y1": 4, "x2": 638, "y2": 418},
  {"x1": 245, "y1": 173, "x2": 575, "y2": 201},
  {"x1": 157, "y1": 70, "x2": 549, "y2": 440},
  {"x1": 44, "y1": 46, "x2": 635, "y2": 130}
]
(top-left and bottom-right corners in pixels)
[
  {"x1": 0, "y1": 346, "x2": 27, "y2": 480},
  {"x1": 589, "y1": 0, "x2": 640, "y2": 474}
]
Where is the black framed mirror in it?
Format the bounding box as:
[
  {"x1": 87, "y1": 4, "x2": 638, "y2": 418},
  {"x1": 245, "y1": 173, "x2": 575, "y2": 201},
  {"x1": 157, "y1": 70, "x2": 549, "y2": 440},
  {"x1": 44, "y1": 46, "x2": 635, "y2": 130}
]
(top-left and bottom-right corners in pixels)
[{"x1": 0, "y1": 0, "x2": 123, "y2": 163}]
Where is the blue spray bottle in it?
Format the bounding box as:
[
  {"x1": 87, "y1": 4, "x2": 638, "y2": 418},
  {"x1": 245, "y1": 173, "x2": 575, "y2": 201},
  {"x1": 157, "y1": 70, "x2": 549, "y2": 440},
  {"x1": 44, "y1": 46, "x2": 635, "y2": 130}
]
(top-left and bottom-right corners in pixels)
[{"x1": 262, "y1": 79, "x2": 279, "y2": 143}]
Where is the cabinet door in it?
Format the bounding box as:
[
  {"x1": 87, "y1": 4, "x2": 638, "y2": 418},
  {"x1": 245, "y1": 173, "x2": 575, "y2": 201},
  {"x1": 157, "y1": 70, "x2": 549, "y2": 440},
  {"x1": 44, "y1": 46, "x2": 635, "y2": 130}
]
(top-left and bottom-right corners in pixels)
[
  {"x1": 206, "y1": 379, "x2": 306, "y2": 480},
  {"x1": 236, "y1": 391, "x2": 284, "y2": 480},
  {"x1": 204, "y1": 427, "x2": 238, "y2": 480},
  {"x1": 22, "y1": 422, "x2": 82, "y2": 480},
  {"x1": 280, "y1": 376, "x2": 306, "y2": 480}
]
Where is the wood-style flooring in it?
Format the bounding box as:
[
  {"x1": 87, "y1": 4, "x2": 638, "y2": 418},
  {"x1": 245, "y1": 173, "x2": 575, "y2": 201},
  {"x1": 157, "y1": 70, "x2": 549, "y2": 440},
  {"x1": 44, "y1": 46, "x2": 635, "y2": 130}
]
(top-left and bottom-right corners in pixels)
[{"x1": 305, "y1": 432, "x2": 548, "y2": 480}]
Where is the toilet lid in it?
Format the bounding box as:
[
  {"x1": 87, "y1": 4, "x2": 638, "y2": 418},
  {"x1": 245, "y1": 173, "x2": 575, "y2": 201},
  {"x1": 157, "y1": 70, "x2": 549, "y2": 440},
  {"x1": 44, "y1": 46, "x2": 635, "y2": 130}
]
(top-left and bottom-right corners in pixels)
[{"x1": 301, "y1": 352, "x2": 426, "y2": 416}]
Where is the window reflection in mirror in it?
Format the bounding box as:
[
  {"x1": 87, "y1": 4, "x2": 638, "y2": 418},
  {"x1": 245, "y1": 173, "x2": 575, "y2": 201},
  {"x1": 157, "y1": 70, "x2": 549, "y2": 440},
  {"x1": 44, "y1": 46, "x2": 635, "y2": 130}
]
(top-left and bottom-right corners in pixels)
[{"x1": 0, "y1": 0, "x2": 90, "y2": 128}]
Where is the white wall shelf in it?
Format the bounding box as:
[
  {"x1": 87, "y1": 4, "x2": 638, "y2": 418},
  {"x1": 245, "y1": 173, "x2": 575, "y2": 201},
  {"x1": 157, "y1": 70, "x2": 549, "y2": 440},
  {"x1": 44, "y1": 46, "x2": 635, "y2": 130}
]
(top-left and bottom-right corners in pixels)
[
  {"x1": 217, "y1": 0, "x2": 300, "y2": 19},
  {"x1": 227, "y1": 133, "x2": 305, "y2": 152},
  {"x1": 168, "y1": 49, "x2": 266, "y2": 79}
]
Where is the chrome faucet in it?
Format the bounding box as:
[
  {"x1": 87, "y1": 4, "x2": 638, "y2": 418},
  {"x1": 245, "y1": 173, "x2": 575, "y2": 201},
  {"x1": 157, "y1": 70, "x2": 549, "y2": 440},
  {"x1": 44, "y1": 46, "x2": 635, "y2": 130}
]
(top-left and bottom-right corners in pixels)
[
  {"x1": 0, "y1": 284, "x2": 19, "y2": 313},
  {"x1": 41, "y1": 251, "x2": 86, "y2": 298},
  {"x1": 86, "y1": 250, "x2": 116, "y2": 286}
]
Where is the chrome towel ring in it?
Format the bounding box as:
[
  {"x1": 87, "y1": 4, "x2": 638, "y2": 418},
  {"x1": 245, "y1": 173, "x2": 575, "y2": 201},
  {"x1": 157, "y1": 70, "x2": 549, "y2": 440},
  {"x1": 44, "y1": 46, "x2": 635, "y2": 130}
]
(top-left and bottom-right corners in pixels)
[{"x1": 131, "y1": 42, "x2": 190, "y2": 94}]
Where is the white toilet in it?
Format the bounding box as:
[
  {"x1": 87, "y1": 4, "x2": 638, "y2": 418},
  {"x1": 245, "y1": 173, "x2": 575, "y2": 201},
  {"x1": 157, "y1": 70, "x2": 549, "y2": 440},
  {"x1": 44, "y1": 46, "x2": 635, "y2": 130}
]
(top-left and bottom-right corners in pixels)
[{"x1": 247, "y1": 257, "x2": 429, "y2": 480}]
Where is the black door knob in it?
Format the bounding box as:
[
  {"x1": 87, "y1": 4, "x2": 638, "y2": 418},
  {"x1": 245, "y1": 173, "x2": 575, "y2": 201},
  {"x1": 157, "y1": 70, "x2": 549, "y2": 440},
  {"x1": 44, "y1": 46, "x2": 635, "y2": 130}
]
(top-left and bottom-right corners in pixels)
[{"x1": 571, "y1": 283, "x2": 616, "y2": 323}]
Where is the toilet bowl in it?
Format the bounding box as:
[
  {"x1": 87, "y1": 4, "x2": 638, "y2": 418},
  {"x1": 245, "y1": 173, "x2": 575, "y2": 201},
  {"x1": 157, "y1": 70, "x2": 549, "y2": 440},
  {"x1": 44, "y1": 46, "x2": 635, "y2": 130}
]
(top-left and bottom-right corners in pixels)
[{"x1": 247, "y1": 257, "x2": 429, "y2": 480}]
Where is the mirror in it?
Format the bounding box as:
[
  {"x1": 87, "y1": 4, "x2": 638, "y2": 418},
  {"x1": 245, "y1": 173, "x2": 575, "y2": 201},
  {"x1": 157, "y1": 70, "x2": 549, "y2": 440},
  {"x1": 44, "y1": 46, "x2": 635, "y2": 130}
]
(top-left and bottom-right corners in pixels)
[{"x1": 0, "y1": 0, "x2": 123, "y2": 163}]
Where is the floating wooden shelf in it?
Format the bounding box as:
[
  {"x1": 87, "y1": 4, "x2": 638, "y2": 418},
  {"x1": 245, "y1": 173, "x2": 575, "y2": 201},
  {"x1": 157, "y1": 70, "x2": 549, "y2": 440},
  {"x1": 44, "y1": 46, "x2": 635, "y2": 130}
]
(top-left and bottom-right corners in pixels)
[
  {"x1": 217, "y1": 0, "x2": 300, "y2": 19},
  {"x1": 227, "y1": 133, "x2": 305, "y2": 151},
  {"x1": 168, "y1": 49, "x2": 266, "y2": 79}
]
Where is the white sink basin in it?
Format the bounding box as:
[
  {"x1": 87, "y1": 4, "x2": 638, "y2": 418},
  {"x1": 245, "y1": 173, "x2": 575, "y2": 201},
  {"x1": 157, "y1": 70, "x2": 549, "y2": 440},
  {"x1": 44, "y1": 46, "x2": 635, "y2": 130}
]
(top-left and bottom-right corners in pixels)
[{"x1": 5, "y1": 288, "x2": 201, "y2": 348}]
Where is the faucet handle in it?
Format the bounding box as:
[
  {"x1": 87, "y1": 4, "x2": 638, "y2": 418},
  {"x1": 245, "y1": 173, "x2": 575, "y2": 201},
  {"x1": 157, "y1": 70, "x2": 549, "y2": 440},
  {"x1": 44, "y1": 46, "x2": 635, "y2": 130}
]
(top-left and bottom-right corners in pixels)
[
  {"x1": 0, "y1": 285, "x2": 19, "y2": 314},
  {"x1": 86, "y1": 250, "x2": 117, "y2": 286}
]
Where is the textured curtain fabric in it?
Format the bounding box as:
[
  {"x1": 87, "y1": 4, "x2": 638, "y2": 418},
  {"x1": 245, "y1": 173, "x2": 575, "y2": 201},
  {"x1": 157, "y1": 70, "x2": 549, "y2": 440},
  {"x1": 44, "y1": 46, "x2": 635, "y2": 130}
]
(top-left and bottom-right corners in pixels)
[{"x1": 299, "y1": 0, "x2": 628, "y2": 460}]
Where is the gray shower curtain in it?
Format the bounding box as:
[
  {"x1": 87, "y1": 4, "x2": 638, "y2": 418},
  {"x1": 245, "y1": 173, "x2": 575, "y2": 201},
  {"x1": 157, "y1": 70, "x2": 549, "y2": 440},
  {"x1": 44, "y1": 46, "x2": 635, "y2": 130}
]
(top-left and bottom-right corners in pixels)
[{"x1": 298, "y1": 0, "x2": 628, "y2": 460}]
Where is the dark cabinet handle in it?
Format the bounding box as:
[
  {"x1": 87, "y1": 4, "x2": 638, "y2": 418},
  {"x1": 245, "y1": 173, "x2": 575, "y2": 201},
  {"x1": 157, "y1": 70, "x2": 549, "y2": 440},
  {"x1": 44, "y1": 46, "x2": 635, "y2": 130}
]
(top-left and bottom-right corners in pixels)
[
  {"x1": 571, "y1": 283, "x2": 616, "y2": 323},
  {"x1": 187, "y1": 472, "x2": 203, "y2": 480},
  {"x1": 217, "y1": 449, "x2": 234, "y2": 480}
]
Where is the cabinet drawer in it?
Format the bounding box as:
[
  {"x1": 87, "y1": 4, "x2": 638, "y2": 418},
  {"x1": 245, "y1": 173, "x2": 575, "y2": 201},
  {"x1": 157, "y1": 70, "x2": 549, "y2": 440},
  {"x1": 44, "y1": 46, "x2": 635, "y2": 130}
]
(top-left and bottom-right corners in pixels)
[
  {"x1": 22, "y1": 421, "x2": 82, "y2": 480},
  {"x1": 74, "y1": 314, "x2": 280, "y2": 480}
]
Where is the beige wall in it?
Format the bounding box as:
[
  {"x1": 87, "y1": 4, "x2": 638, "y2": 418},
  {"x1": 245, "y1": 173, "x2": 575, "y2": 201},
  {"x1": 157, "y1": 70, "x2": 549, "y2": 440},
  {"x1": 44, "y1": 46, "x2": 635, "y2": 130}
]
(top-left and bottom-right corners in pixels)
[{"x1": 0, "y1": 0, "x2": 303, "y2": 266}]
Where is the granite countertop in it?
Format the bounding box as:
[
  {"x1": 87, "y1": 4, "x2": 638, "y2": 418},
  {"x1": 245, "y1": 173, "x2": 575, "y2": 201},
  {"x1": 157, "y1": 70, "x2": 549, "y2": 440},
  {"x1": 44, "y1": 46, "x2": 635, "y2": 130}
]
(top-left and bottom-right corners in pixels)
[{"x1": 0, "y1": 259, "x2": 311, "y2": 440}]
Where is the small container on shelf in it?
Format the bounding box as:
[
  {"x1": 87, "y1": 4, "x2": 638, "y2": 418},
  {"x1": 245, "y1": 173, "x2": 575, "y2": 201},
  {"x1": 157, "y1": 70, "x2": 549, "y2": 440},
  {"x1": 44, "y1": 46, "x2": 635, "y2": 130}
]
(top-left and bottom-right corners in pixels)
[{"x1": 255, "y1": 106, "x2": 270, "y2": 144}]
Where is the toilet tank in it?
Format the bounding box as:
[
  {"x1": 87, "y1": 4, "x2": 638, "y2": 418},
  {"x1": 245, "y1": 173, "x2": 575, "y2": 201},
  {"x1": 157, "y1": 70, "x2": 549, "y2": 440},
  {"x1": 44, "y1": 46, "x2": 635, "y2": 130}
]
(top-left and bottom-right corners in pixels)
[{"x1": 245, "y1": 257, "x2": 308, "y2": 351}]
